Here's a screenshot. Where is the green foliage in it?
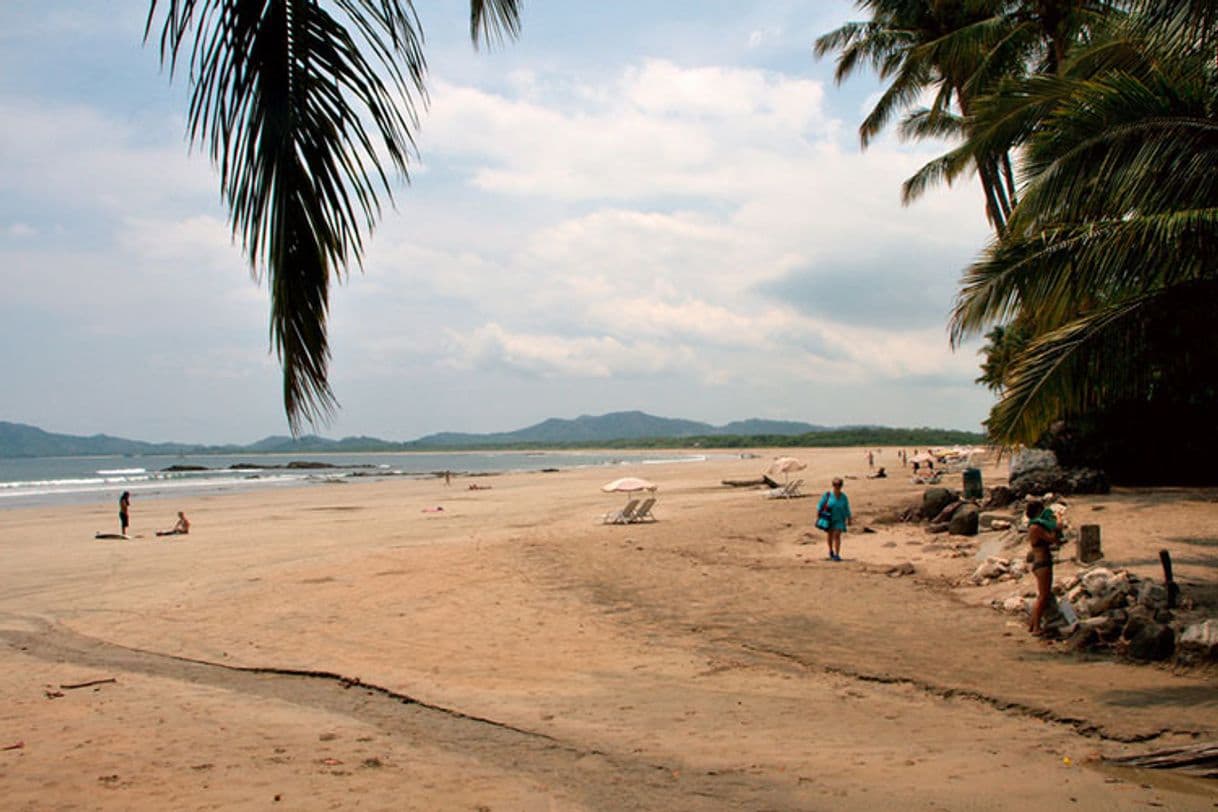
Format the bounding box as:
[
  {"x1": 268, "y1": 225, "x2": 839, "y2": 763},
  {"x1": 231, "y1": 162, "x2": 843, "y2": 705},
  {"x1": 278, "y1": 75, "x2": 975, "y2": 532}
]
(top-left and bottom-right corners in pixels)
[{"x1": 146, "y1": 1, "x2": 520, "y2": 432}]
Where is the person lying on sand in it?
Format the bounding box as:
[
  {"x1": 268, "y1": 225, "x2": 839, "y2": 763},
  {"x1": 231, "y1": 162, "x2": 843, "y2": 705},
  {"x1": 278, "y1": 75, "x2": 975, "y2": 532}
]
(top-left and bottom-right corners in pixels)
[
  {"x1": 867, "y1": 467, "x2": 887, "y2": 479},
  {"x1": 467, "y1": 484, "x2": 492, "y2": 490},
  {"x1": 156, "y1": 512, "x2": 190, "y2": 537}
]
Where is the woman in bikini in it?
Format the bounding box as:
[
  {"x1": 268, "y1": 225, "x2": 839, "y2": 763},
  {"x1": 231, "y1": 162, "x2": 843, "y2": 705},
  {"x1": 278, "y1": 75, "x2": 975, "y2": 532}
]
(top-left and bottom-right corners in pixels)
[{"x1": 1025, "y1": 499, "x2": 1059, "y2": 634}]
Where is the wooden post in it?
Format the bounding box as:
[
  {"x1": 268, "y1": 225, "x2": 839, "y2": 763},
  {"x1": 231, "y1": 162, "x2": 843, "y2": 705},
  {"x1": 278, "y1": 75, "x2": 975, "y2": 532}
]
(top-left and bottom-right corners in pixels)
[
  {"x1": 1078, "y1": 524, "x2": 1103, "y2": 563},
  {"x1": 1159, "y1": 549, "x2": 1179, "y2": 609}
]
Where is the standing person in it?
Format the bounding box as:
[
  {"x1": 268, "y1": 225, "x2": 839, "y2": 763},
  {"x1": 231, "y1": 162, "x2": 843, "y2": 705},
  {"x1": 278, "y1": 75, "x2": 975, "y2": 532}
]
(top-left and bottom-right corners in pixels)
[
  {"x1": 444, "y1": 470, "x2": 452, "y2": 486},
  {"x1": 866, "y1": 450, "x2": 874, "y2": 470},
  {"x1": 1025, "y1": 500, "x2": 1059, "y2": 635},
  {"x1": 816, "y1": 478, "x2": 852, "y2": 562},
  {"x1": 118, "y1": 491, "x2": 131, "y2": 537}
]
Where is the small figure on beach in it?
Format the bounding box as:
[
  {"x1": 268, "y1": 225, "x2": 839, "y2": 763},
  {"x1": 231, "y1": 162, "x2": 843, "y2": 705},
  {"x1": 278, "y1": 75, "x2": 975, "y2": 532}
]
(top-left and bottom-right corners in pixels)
[
  {"x1": 868, "y1": 466, "x2": 887, "y2": 479},
  {"x1": 118, "y1": 491, "x2": 131, "y2": 537},
  {"x1": 866, "y1": 450, "x2": 874, "y2": 470},
  {"x1": 156, "y1": 512, "x2": 191, "y2": 537},
  {"x1": 816, "y1": 478, "x2": 852, "y2": 562},
  {"x1": 1025, "y1": 499, "x2": 1060, "y2": 635},
  {"x1": 444, "y1": 470, "x2": 452, "y2": 486}
]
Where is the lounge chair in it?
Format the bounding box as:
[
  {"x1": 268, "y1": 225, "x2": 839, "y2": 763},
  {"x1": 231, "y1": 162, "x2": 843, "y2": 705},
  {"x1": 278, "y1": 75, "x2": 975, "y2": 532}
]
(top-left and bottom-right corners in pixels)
[
  {"x1": 603, "y1": 499, "x2": 640, "y2": 525},
  {"x1": 630, "y1": 497, "x2": 658, "y2": 523},
  {"x1": 766, "y1": 478, "x2": 805, "y2": 499}
]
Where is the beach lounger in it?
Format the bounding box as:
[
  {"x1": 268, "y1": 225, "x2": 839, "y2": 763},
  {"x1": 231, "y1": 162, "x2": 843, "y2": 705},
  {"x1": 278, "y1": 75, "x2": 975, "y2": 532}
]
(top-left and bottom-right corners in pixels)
[
  {"x1": 630, "y1": 497, "x2": 657, "y2": 523},
  {"x1": 603, "y1": 499, "x2": 640, "y2": 525},
  {"x1": 766, "y1": 478, "x2": 805, "y2": 499}
]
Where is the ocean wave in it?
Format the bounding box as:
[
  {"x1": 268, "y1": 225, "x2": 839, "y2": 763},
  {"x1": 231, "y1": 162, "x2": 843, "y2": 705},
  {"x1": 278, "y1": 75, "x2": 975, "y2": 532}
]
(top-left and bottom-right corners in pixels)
[{"x1": 96, "y1": 468, "x2": 146, "y2": 475}]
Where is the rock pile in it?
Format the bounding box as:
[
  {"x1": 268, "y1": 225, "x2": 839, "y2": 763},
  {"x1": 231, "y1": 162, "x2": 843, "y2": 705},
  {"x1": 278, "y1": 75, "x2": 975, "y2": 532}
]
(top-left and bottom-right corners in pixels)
[{"x1": 990, "y1": 564, "x2": 1216, "y2": 663}]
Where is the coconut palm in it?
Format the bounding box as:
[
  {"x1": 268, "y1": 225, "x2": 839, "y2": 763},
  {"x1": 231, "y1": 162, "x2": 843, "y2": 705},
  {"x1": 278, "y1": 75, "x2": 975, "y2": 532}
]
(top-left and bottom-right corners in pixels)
[
  {"x1": 145, "y1": 1, "x2": 521, "y2": 432},
  {"x1": 949, "y1": 20, "x2": 1218, "y2": 444},
  {"x1": 815, "y1": 0, "x2": 1020, "y2": 234}
]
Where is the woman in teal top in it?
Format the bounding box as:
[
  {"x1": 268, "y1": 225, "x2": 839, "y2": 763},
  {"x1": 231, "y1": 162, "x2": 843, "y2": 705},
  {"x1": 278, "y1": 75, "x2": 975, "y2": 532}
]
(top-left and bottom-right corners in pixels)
[{"x1": 817, "y1": 478, "x2": 852, "y2": 561}]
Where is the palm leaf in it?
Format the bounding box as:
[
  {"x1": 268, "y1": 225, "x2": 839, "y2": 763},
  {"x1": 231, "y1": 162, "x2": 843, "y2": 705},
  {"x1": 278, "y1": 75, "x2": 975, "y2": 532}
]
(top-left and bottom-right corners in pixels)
[{"x1": 146, "y1": 1, "x2": 518, "y2": 431}]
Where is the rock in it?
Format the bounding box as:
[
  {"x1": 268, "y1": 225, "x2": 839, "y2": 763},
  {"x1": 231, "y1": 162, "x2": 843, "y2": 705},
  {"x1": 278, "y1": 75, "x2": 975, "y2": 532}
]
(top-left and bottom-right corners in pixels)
[
  {"x1": 978, "y1": 511, "x2": 1012, "y2": 530},
  {"x1": 989, "y1": 519, "x2": 1012, "y2": 531},
  {"x1": 921, "y1": 487, "x2": 958, "y2": 520},
  {"x1": 1136, "y1": 581, "x2": 1168, "y2": 610},
  {"x1": 982, "y1": 485, "x2": 1015, "y2": 510},
  {"x1": 932, "y1": 500, "x2": 964, "y2": 524},
  {"x1": 1001, "y1": 595, "x2": 1028, "y2": 613},
  {"x1": 1121, "y1": 617, "x2": 1175, "y2": 661},
  {"x1": 927, "y1": 522, "x2": 949, "y2": 534},
  {"x1": 948, "y1": 503, "x2": 980, "y2": 536},
  {"x1": 887, "y1": 562, "x2": 916, "y2": 577},
  {"x1": 1081, "y1": 567, "x2": 1116, "y2": 594},
  {"x1": 1064, "y1": 467, "x2": 1110, "y2": 495},
  {"x1": 1178, "y1": 620, "x2": 1218, "y2": 657},
  {"x1": 1010, "y1": 448, "x2": 1059, "y2": 479},
  {"x1": 974, "y1": 557, "x2": 1010, "y2": 581},
  {"x1": 1010, "y1": 468, "x2": 1070, "y2": 498}
]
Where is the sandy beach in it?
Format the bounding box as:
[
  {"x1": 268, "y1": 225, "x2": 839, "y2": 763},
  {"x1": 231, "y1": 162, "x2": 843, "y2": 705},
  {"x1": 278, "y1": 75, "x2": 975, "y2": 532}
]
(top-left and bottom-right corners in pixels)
[{"x1": 1, "y1": 446, "x2": 1216, "y2": 810}]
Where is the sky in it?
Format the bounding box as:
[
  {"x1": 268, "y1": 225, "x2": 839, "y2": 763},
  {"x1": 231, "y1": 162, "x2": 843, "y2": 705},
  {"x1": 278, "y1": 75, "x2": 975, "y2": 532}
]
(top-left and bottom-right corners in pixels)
[{"x1": 0, "y1": 1, "x2": 997, "y2": 444}]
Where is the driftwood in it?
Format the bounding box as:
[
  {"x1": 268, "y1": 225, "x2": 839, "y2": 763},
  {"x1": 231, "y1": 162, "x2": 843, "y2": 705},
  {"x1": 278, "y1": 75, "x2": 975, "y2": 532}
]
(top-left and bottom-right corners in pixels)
[
  {"x1": 722, "y1": 477, "x2": 770, "y2": 488},
  {"x1": 1105, "y1": 743, "x2": 1218, "y2": 778},
  {"x1": 59, "y1": 678, "x2": 117, "y2": 690}
]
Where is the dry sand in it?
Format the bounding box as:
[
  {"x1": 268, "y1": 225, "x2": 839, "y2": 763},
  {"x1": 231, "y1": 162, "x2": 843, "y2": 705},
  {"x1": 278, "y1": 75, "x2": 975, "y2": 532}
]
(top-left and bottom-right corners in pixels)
[{"x1": 1, "y1": 447, "x2": 1216, "y2": 810}]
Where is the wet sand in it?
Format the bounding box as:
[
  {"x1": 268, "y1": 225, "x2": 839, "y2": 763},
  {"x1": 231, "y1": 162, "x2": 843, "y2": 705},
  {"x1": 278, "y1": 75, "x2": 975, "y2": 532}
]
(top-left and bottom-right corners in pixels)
[{"x1": 1, "y1": 447, "x2": 1216, "y2": 810}]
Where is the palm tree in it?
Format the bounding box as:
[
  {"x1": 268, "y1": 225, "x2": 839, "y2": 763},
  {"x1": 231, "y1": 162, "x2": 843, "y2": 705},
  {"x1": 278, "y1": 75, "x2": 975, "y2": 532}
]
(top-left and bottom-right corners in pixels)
[
  {"x1": 145, "y1": 0, "x2": 521, "y2": 432},
  {"x1": 949, "y1": 16, "x2": 1218, "y2": 445},
  {"x1": 815, "y1": 1, "x2": 1022, "y2": 234}
]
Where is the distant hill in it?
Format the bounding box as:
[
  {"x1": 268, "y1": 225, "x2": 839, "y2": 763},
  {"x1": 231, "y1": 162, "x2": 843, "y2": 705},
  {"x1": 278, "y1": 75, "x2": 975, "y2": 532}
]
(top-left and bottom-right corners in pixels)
[
  {"x1": 0, "y1": 414, "x2": 982, "y2": 458},
  {"x1": 415, "y1": 411, "x2": 744, "y2": 446},
  {"x1": 0, "y1": 422, "x2": 202, "y2": 458}
]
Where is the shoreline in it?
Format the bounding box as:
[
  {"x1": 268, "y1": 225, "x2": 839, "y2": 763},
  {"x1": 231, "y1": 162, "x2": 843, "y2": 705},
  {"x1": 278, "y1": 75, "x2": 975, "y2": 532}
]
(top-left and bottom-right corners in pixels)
[{"x1": 2, "y1": 446, "x2": 1215, "y2": 809}]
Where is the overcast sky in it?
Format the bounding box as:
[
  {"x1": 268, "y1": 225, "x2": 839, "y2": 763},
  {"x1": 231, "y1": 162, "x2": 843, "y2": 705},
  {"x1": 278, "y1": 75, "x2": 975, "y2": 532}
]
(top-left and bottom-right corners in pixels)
[{"x1": 0, "y1": 1, "x2": 996, "y2": 444}]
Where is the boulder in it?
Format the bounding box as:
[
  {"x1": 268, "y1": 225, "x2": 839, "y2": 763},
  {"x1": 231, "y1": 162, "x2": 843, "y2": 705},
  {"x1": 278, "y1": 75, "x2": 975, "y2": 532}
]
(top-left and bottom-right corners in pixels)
[
  {"x1": 927, "y1": 522, "x2": 950, "y2": 534},
  {"x1": 1178, "y1": 620, "x2": 1218, "y2": 658},
  {"x1": 1010, "y1": 468, "x2": 1070, "y2": 498},
  {"x1": 921, "y1": 487, "x2": 958, "y2": 520},
  {"x1": 948, "y1": 503, "x2": 980, "y2": 536},
  {"x1": 932, "y1": 500, "x2": 964, "y2": 524},
  {"x1": 1010, "y1": 448, "x2": 1058, "y2": 479},
  {"x1": 989, "y1": 519, "x2": 1012, "y2": 531},
  {"x1": 887, "y1": 562, "x2": 916, "y2": 577},
  {"x1": 982, "y1": 485, "x2": 1015, "y2": 510},
  {"x1": 1121, "y1": 617, "x2": 1175, "y2": 661},
  {"x1": 1063, "y1": 467, "x2": 1110, "y2": 495}
]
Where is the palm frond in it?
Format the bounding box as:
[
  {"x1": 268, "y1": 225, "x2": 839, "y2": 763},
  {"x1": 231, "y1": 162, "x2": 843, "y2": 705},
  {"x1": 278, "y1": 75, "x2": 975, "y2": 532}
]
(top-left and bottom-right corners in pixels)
[{"x1": 470, "y1": 0, "x2": 520, "y2": 48}]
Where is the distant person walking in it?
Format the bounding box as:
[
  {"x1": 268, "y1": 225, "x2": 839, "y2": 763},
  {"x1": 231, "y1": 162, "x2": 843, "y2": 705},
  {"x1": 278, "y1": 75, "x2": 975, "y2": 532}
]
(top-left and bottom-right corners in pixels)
[
  {"x1": 866, "y1": 450, "x2": 874, "y2": 470},
  {"x1": 816, "y1": 478, "x2": 852, "y2": 562},
  {"x1": 118, "y1": 491, "x2": 131, "y2": 537}
]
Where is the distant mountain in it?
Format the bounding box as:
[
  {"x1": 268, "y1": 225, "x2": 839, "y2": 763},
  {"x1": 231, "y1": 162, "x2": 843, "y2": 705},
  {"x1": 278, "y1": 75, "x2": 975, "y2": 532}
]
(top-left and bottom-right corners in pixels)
[
  {"x1": 415, "y1": 411, "x2": 722, "y2": 447},
  {"x1": 715, "y1": 419, "x2": 828, "y2": 436},
  {"x1": 0, "y1": 422, "x2": 202, "y2": 458},
  {"x1": 0, "y1": 414, "x2": 981, "y2": 458}
]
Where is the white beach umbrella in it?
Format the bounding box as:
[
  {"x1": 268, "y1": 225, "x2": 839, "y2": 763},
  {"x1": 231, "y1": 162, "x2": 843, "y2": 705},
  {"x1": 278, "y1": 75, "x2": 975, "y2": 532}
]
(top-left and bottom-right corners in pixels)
[
  {"x1": 767, "y1": 456, "x2": 806, "y2": 483},
  {"x1": 601, "y1": 477, "x2": 658, "y2": 494}
]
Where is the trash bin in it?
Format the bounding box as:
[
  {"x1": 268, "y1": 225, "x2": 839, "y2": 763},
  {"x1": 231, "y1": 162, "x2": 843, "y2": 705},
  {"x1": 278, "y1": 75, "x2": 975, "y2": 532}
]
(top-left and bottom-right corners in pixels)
[{"x1": 962, "y1": 467, "x2": 983, "y2": 499}]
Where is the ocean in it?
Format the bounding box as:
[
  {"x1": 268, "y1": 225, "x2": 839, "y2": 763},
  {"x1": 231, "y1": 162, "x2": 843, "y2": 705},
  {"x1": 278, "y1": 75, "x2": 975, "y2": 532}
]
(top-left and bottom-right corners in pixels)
[{"x1": 0, "y1": 450, "x2": 714, "y2": 510}]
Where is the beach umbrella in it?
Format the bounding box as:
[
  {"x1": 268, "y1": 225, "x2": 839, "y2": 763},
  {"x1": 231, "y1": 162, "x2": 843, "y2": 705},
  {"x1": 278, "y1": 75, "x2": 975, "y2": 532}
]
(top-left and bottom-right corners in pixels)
[
  {"x1": 601, "y1": 477, "x2": 657, "y2": 493},
  {"x1": 767, "y1": 456, "x2": 806, "y2": 483}
]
